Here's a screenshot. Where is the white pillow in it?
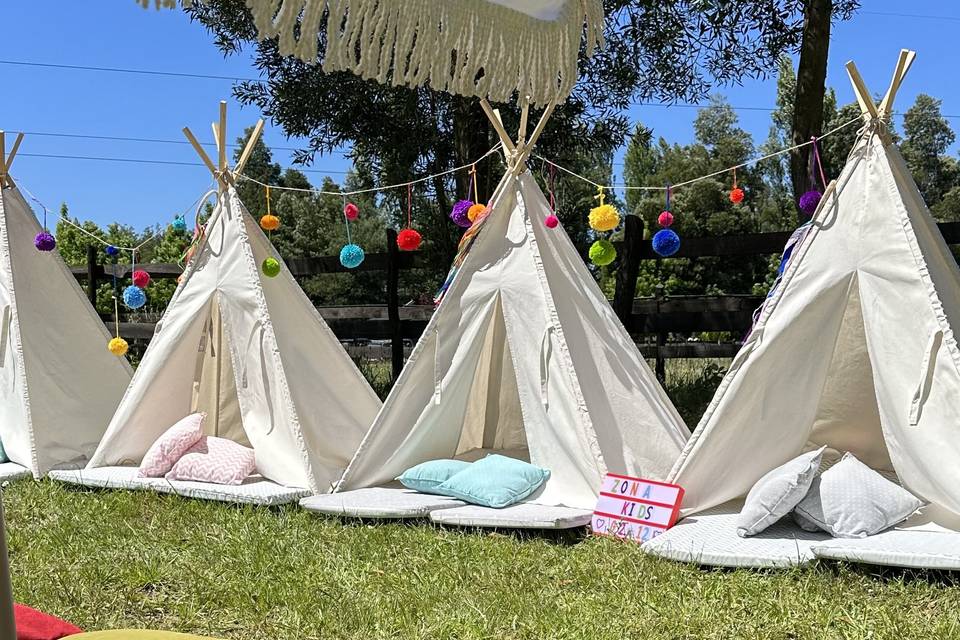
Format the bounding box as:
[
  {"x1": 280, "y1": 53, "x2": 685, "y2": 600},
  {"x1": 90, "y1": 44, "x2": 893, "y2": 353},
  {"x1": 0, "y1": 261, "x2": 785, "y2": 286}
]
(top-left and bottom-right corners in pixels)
[
  {"x1": 736, "y1": 446, "x2": 825, "y2": 537},
  {"x1": 794, "y1": 453, "x2": 923, "y2": 538}
]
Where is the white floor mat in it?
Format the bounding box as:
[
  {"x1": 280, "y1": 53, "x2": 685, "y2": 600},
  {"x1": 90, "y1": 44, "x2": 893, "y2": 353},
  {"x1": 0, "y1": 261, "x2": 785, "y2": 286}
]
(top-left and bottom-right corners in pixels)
[
  {"x1": 429, "y1": 502, "x2": 593, "y2": 529},
  {"x1": 642, "y1": 501, "x2": 830, "y2": 568},
  {"x1": 0, "y1": 462, "x2": 31, "y2": 483},
  {"x1": 300, "y1": 487, "x2": 466, "y2": 518},
  {"x1": 48, "y1": 466, "x2": 309, "y2": 506}
]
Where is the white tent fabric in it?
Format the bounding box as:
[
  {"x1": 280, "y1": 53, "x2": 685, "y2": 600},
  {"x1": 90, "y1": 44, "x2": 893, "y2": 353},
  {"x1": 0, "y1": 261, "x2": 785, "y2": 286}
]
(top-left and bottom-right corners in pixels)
[
  {"x1": 668, "y1": 122, "x2": 960, "y2": 521},
  {"x1": 145, "y1": 0, "x2": 604, "y2": 106},
  {"x1": 0, "y1": 184, "x2": 132, "y2": 477},
  {"x1": 87, "y1": 188, "x2": 381, "y2": 493},
  {"x1": 336, "y1": 171, "x2": 689, "y2": 510}
]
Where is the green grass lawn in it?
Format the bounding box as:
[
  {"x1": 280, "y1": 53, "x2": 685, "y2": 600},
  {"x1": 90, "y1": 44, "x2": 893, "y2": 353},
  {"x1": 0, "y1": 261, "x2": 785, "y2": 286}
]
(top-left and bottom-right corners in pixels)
[{"x1": 4, "y1": 481, "x2": 960, "y2": 640}]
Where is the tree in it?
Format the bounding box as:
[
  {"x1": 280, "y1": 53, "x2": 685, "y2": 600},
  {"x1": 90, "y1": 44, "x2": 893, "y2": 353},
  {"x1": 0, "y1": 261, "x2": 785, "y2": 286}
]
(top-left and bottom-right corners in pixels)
[
  {"x1": 790, "y1": 0, "x2": 860, "y2": 220},
  {"x1": 902, "y1": 94, "x2": 959, "y2": 206}
]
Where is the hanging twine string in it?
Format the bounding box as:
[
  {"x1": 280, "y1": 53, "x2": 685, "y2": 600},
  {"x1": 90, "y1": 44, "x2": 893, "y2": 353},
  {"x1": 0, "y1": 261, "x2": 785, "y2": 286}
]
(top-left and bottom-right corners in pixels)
[
  {"x1": 665, "y1": 183, "x2": 672, "y2": 210},
  {"x1": 810, "y1": 135, "x2": 828, "y2": 189},
  {"x1": 469, "y1": 164, "x2": 479, "y2": 203},
  {"x1": 407, "y1": 183, "x2": 413, "y2": 227},
  {"x1": 548, "y1": 162, "x2": 556, "y2": 211},
  {"x1": 113, "y1": 296, "x2": 121, "y2": 339},
  {"x1": 595, "y1": 185, "x2": 606, "y2": 206},
  {"x1": 533, "y1": 115, "x2": 861, "y2": 193},
  {"x1": 732, "y1": 167, "x2": 738, "y2": 189},
  {"x1": 343, "y1": 203, "x2": 353, "y2": 244}
]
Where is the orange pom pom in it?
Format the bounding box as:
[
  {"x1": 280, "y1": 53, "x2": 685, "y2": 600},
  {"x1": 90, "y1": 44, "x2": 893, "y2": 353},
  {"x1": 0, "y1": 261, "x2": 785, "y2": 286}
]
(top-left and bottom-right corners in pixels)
[
  {"x1": 260, "y1": 214, "x2": 280, "y2": 231},
  {"x1": 467, "y1": 204, "x2": 487, "y2": 223},
  {"x1": 729, "y1": 188, "x2": 744, "y2": 204}
]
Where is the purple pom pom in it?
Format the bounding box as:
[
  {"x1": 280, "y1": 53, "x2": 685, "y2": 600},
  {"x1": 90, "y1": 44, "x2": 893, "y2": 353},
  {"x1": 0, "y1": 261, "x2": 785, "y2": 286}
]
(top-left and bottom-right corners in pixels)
[
  {"x1": 450, "y1": 199, "x2": 474, "y2": 228},
  {"x1": 34, "y1": 232, "x2": 56, "y2": 252},
  {"x1": 799, "y1": 190, "x2": 822, "y2": 215}
]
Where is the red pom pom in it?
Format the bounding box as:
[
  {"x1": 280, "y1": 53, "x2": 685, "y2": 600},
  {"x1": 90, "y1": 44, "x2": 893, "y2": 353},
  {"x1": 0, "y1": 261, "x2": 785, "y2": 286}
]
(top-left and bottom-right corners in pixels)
[
  {"x1": 658, "y1": 211, "x2": 674, "y2": 227},
  {"x1": 545, "y1": 214, "x2": 559, "y2": 228},
  {"x1": 729, "y1": 187, "x2": 745, "y2": 204},
  {"x1": 132, "y1": 269, "x2": 151, "y2": 288},
  {"x1": 397, "y1": 228, "x2": 422, "y2": 251},
  {"x1": 344, "y1": 203, "x2": 359, "y2": 220}
]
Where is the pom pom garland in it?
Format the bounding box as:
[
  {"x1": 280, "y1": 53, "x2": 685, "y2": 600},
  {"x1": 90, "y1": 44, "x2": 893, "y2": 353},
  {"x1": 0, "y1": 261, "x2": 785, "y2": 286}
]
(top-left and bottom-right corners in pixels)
[
  {"x1": 588, "y1": 203, "x2": 621, "y2": 232},
  {"x1": 397, "y1": 228, "x2": 422, "y2": 251},
  {"x1": 122, "y1": 285, "x2": 147, "y2": 310},
  {"x1": 545, "y1": 214, "x2": 559, "y2": 229},
  {"x1": 588, "y1": 240, "x2": 617, "y2": 266},
  {"x1": 261, "y1": 257, "x2": 281, "y2": 278},
  {"x1": 658, "y1": 211, "x2": 674, "y2": 228},
  {"x1": 729, "y1": 187, "x2": 745, "y2": 204},
  {"x1": 798, "y1": 190, "x2": 822, "y2": 215},
  {"x1": 132, "y1": 270, "x2": 151, "y2": 288},
  {"x1": 652, "y1": 229, "x2": 681, "y2": 257},
  {"x1": 172, "y1": 215, "x2": 187, "y2": 232},
  {"x1": 339, "y1": 243, "x2": 365, "y2": 269},
  {"x1": 260, "y1": 214, "x2": 280, "y2": 231},
  {"x1": 34, "y1": 232, "x2": 56, "y2": 252},
  {"x1": 107, "y1": 337, "x2": 129, "y2": 357},
  {"x1": 344, "y1": 203, "x2": 359, "y2": 220},
  {"x1": 450, "y1": 199, "x2": 474, "y2": 228},
  {"x1": 106, "y1": 245, "x2": 120, "y2": 257}
]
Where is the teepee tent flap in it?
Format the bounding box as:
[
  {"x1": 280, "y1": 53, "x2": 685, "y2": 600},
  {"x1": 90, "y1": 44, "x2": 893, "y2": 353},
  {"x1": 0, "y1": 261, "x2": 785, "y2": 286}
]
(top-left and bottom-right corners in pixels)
[
  {"x1": 0, "y1": 135, "x2": 132, "y2": 477},
  {"x1": 338, "y1": 110, "x2": 687, "y2": 509},
  {"x1": 669, "y1": 50, "x2": 960, "y2": 520}
]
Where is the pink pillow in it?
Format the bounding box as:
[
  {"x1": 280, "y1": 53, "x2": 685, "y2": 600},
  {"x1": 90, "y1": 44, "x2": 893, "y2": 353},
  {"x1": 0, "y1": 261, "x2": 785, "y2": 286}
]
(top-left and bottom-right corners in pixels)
[
  {"x1": 165, "y1": 436, "x2": 256, "y2": 485},
  {"x1": 138, "y1": 413, "x2": 206, "y2": 477}
]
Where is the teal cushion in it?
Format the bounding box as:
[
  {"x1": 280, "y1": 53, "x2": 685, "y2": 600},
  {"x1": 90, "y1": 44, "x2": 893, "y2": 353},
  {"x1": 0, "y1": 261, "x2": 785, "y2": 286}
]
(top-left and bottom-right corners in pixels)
[
  {"x1": 435, "y1": 455, "x2": 550, "y2": 508},
  {"x1": 396, "y1": 459, "x2": 472, "y2": 495},
  {"x1": 0, "y1": 436, "x2": 7, "y2": 463}
]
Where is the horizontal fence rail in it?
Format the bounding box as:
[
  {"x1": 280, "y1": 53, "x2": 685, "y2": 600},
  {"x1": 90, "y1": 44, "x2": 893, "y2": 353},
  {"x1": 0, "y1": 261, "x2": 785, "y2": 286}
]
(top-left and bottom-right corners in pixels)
[{"x1": 74, "y1": 221, "x2": 960, "y2": 383}]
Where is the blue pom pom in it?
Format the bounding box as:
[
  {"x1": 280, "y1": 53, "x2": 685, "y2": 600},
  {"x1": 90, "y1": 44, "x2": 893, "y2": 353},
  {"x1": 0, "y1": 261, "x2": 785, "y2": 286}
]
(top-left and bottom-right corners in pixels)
[
  {"x1": 106, "y1": 245, "x2": 120, "y2": 257},
  {"x1": 172, "y1": 215, "x2": 187, "y2": 232},
  {"x1": 339, "y1": 243, "x2": 365, "y2": 269},
  {"x1": 652, "y1": 229, "x2": 681, "y2": 257},
  {"x1": 123, "y1": 285, "x2": 147, "y2": 309}
]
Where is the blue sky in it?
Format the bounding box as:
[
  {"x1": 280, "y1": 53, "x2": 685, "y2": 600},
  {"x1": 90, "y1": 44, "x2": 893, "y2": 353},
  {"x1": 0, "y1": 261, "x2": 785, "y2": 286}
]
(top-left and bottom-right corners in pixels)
[{"x1": 1, "y1": 2, "x2": 958, "y2": 230}]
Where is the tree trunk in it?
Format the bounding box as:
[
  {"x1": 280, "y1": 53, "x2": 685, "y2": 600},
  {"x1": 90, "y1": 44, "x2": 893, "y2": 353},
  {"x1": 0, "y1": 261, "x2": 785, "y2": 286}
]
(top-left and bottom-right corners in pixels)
[{"x1": 790, "y1": 0, "x2": 833, "y2": 223}]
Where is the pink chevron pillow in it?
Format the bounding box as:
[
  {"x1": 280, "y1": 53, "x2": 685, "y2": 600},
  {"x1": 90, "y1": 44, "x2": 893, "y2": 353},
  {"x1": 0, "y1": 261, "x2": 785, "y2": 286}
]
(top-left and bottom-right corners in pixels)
[
  {"x1": 138, "y1": 412, "x2": 206, "y2": 478},
  {"x1": 165, "y1": 436, "x2": 256, "y2": 485}
]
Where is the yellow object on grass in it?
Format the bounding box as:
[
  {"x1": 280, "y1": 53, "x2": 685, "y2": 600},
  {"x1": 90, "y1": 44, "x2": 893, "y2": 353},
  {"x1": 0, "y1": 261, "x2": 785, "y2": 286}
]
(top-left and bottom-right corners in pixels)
[{"x1": 68, "y1": 632, "x2": 225, "y2": 640}]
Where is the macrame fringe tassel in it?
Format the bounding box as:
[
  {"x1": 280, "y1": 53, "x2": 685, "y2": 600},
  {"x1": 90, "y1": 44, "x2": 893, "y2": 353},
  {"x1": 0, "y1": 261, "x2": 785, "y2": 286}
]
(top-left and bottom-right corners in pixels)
[{"x1": 149, "y1": 0, "x2": 604, "y2": 106}]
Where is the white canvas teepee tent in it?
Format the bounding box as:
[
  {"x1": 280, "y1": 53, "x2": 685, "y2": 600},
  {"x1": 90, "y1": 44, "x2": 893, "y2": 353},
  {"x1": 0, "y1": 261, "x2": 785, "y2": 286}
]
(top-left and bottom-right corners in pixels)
[
  {"x1": 0, "y1": 132, "x2": 132, "y2": 478},
  {"x1": 336, "y1": 106, "x2": 689, "y2": 510},
  {"x1": 669, "y1": 50, "x2": 960, "y2": 521},
  {"x1": 85, "y1": 106, "x2": 381, "y2": 493}
]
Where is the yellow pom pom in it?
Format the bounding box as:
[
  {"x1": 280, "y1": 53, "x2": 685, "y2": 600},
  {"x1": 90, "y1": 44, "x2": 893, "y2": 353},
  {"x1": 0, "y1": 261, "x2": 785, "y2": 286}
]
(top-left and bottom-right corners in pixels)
[
  {"x1": 260, "y1": 214, "x2": 280, "y2": 231},
  {"x1": 467, "y1": 204, "x2": 487, "y2": 223},
  {"x1": 589, "y1": 203, "x2": 621, "y2": 232},
  {"x1": 108, "y1": 337, "x2": 128, "y2": 357}
]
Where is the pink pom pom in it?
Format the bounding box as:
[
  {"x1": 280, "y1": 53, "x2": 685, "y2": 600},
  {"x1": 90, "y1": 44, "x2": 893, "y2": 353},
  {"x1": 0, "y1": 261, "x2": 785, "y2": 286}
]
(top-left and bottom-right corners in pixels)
[
  {"x1": 344, "y1": 203, "x2": 359, "y2": 220},
  {"x1": 544, "y1": 214, "x2": 559, "y2": 229},
  {"x1": 132, "y1": 269, "x2": 151, "y2": 288},
  {"x1": 658, "y1": 211, "x2": 674, "y2": 228}
]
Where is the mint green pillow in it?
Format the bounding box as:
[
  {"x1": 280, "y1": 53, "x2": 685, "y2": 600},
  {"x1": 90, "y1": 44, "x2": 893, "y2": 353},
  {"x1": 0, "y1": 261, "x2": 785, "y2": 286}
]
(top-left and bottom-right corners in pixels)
[
  {"x1": 435, "y1": 455, "x2": 550, "y2": 508},
  {"x1": 0, "y1": 436, "x2": 7, "y2": 463},
  {"x1": 396, "y1": 459, "x2": 472, "y2": 495}
]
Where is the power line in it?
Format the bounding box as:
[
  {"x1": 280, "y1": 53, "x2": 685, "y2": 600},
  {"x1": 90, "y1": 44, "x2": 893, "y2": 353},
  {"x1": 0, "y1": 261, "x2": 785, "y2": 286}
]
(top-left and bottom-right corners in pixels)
[
  {"x1": 17, "y1": 130, "x2": 297, "y2": 151},
  {"x1": 0, "y1": 59, "x2": 259, "y2": 82},
  {"x1": 18, "y1": 152, "x2": 350, "y2": 175},
  {"x1": 860, "y1": 10, "x2": 960, "y2": 22}
]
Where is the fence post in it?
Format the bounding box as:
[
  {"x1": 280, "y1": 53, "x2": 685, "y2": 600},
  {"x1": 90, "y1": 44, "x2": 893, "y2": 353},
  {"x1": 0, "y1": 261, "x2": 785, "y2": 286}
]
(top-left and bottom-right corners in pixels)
[
  {"x1": 86, "y1": 244, "x2": 98, "y2": 307},
  {"x1": 655, "y1": 283, "x2": 667, "y2": 385},
  {"x1": 386, "y1": 229, "x2": 404, "y2": 383},
  {"x1": 613, "y1": 214, "x2": 643, "y2": 327}
]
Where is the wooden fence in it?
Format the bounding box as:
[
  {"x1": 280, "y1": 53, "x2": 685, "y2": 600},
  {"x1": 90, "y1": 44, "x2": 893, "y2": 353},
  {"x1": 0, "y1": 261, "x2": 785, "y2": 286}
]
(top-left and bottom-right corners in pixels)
[{"x1": 71, "y1": 220, "x2": 960, "y2": 384}]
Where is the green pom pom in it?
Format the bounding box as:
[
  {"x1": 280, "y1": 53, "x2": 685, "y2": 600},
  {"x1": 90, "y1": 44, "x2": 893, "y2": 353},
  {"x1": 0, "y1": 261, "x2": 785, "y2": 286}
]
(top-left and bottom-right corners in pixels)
[
  {"x1": 589, "y1": 239, "x2": 617, "y2": 266},
  {"x1": 262, "y1": 257, "x2": 281, "y2": 278}
]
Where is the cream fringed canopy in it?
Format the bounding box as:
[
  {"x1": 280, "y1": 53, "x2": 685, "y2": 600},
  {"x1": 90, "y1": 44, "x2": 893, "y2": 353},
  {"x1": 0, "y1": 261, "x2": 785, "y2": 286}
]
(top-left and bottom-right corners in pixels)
[{"x1": 142, "y1": 0, "x2": 605, "y2": 105}]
